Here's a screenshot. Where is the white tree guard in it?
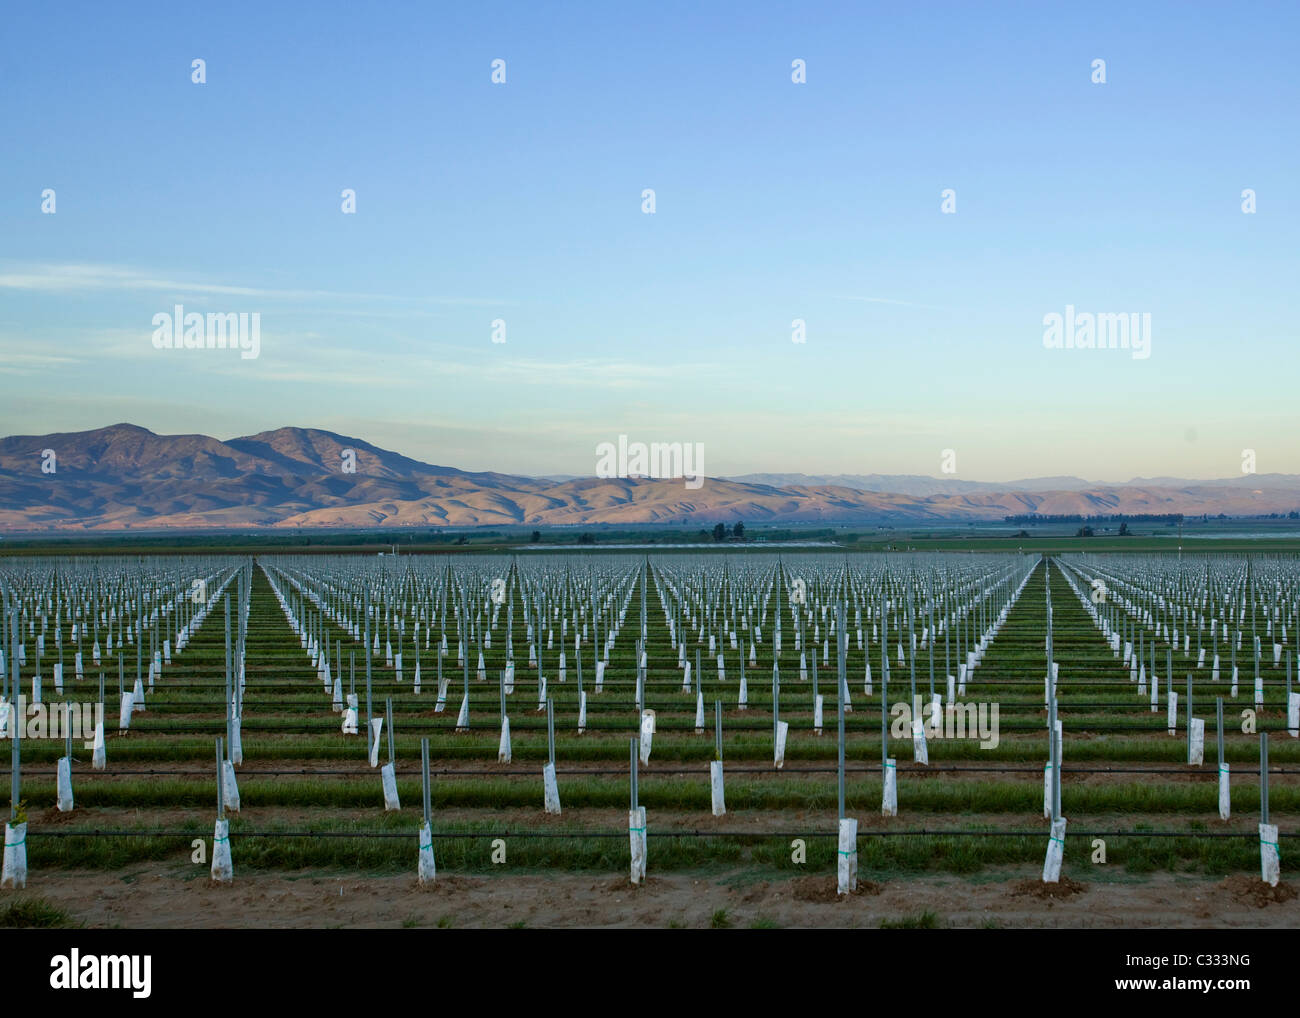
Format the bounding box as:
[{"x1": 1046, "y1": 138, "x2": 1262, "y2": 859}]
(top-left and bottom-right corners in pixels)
[
  {"x1": 92, "y1": 719, "x2": 106, "y2": 769},
  {"x1": 882, "y1": 758, "x2": 897, "y2": 816},
  {"x1": 1288, "y1": 692, "x2": 1299, "y2": 738},
  {"x1": 211, "y1": 818, "x2": 233, "y2": 883},
  {"x1": 774, "y1": 720, "x2": 788, "y2": 769},
  {"x1": 132, "y1": 677, "x2": 145, "y2": 712},
  {"x1": 814, "y1": 694, "x2": 824, "y2": 736},
  {"x1": 1167, "y1": 690, "x2": 1178, "y2": 736},
  {"x1": 1189, "y1": 718, "x2": 1204, "y2": 766},
  {"x1": 455, "y1": 693, "x2": 470, "y2": 732},
  {"x1": 628, "y1": 807, "x2": 647, "y2": 884},
  {"x1": 1043, "y1": 762, "x2": 1053, "y2": 819},
  {"x1": 1218, "y1": 762, "x2": 1230, "y2": 821},
  {"x1": 738, "y1": 676, "x2": 749, "y2": 710},
  {"x1": 222, "y1": 761, "x2": 241, "y2": 812},
  {"x1": 230, "y1": 717, "x2": 243, "y2": 766},
  {"x1": 1042, "y1": 817, "x2": 1067, "y2": 883},
  {"x1": 1259, "y1": 823, "x2": 1280, "y2": 887},
  {"x1": 543, "y1": 761, "x2": 561, "y2": 814},
  {"x1": 417, "y1": 821, "x2": 436, "y2": 885},
  {"x1": 0, "y1": 698, "x2": 9, "y2": 739},
  {"x1": 342, "y1": 694, "x2": 359, "y2": 734},
  {"x1": 369, "y1": 717, "x2": 384, "y2": 767},
  {"x1": 595, "y1": 661, "x2": 605, "y2": 692},
  {"x1": 1, "y1": 822, "x2": 26, "y2": 889},
  {"x1": 118, "y1": 691, "x2": 133, "y2": 732},
  {"x1": 837, "y1": 817, "x2": 858, "y2": 895},
  {"x1": 710, "y1": 760, "x2": 726, "y2": 816},
  {"x1": 694, "y1": 692, "x2": 704, "y2": 734},
  {"x1": 639, "y1": 711, "x2": 655, "y2": 764},
  {"x1": 332, "y1": 677, "x2": 343, "y2": 712},
  {"x1": 381, "y1": 761, "x2": 400, "y2": 811},
  {"x1": 578, "y1": 691, "x2": 587, "y2": 734},
  {"x1": 498, "y1": 716, "x2": 512, "y2": 762},
  {"x1": 912, "y1": 719, "x2": 928, "y2": 765},
  {"x1": 57, "y1": 756, "x2": 74, "y2": 812},
  {"x1": 435, "y1": 678, "x2": 449, "y2": 712}
]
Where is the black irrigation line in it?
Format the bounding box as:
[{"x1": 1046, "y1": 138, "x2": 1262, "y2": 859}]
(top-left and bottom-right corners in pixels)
[
  {"x1": 61, "y1": 671, "x2": 1299, "y2": 683},
  {"x1": 87, "y1": 721, "x2": 1300, "y2": 735},
  {"x1": 65, "y1": 694, "x2": 1300, "y2": 708},
  {"x1": 4, "y1": 765, "x2": 1299, "y2": 778},
  {"x1": 48, "y1": 684, "x2": 1298, "y2": 702},
  {"x1": 24, "y1": 828, "x2": 1300, "y2": 840}
]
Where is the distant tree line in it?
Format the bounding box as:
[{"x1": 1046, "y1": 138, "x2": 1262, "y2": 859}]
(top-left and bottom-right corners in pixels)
[
  {"x1": 1005, "y1": 513, "x2": 1185, "y2": 524},
  {"x1": 532, "y1": 522, "x2": 750, "y2": 545}
]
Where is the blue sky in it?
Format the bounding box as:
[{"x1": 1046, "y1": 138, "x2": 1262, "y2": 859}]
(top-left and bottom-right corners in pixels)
[{"x1": 1, "y1": 1, "x2": 1297, "y2": 482}]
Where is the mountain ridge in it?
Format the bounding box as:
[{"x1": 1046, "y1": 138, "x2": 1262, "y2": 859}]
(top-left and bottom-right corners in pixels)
[{"x1": 1, "y1": 424, "x2": 1296, "y2": 531}]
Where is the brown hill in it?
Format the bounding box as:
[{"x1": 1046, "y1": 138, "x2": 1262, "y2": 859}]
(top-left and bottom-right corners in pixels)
[{"x1": 0, "y1": 424, "x2": 1295, "y2": 531}]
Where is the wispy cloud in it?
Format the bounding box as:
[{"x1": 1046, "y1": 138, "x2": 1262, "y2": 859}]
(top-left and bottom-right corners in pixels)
[
  {"x1": 243, "y1": 355, "x2": 730, "y2": 391},
  {"x1": 0, "y1": 263, "x2": 503, "y2": 306},
  {"x1": 0, "y1": 347, "x2": 82, "y2": 375},
  {"x1": 0, "y1": 327, "x2": 701, "y2": 393}
]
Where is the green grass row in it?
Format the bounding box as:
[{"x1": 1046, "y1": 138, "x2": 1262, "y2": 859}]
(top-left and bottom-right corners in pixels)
[
  {"x1": 14, "y1": 774, "x2": 1299, "y2": 813},
  {"x1": 22, "y1": 820, "x2": 1271, "y2": 876}
]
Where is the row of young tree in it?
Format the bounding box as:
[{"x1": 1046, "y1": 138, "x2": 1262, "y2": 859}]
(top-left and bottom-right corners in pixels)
[{"x1": 528, "y1": 523, "x2": 749, "y2": 544}]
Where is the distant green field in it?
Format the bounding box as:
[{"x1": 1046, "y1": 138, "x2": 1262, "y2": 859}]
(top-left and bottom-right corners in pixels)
[{"x1": 3, "y1": 518, "x2": 1300, "y2": 556}]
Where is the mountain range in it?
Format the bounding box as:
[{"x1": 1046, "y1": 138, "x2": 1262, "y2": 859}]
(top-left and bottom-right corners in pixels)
[{"x1": 0, "y1": 424, "x2": 1297, "y2": 531}]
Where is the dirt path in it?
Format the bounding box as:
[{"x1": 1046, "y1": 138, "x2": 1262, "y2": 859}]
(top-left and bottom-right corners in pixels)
[{"x1": 16, "y1": 867, "x2": 1297, "y2": 929}]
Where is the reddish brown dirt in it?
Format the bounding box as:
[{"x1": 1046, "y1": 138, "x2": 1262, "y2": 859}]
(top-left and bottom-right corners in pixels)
[
  {"x1": 13, "y1": 867, "x2": 1299, "y2": 929},
  {"x1": 1217, "y1": 875, "x2": 1296, "y2": 908},
  {"x1": 787, "y1": 875, "x2": 883, "y2": 902},
  {"x1": 1008, "y1": 875, "x2": 1088, "y2": 900}
]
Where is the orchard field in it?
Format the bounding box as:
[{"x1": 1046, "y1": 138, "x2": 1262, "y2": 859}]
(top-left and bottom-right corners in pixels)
[{"x1": 0, "y1": 550, "x2": 1296, "y2": 928}]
